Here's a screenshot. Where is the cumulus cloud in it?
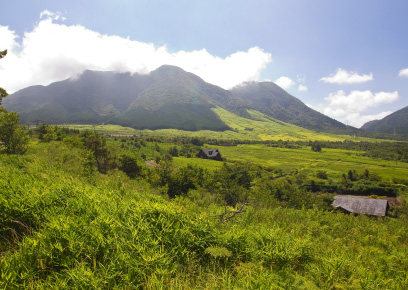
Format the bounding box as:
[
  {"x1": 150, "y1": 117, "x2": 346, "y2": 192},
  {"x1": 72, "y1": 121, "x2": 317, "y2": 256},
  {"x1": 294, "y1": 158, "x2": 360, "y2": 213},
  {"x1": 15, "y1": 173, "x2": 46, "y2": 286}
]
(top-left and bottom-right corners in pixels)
[
  {"x1": 320, "y1": 68, "x2": 373, "y2": 84},
  {"x1": 274, "y1": 76, "x2": 295, "y2": 89},
  {"x1": 399, "y1": 68, "x2": 408, "y2": 77},
  {"x1": 298, "y1": 84, "x2": 307, "y2": 92},
  {"x1": 0, "y1": 12, "x2": 272, "y2": 93},
  {"x1": 314, "y1": 90, "x2": 399, "y2": 127}
]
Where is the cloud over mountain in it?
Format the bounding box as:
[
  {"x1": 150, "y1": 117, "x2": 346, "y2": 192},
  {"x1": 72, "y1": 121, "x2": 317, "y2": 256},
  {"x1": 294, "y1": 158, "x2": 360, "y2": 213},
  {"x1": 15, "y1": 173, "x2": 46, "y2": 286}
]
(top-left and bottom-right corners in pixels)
[
  {"x1": 274, "y1": 76, "x2": 295, "y2": 89},
  {"x1": 0, "y1": 11, "x2": 272, "y2": 93},
  {"x1": 315, "y1": 90, "x2": 399, "y2": 127}
]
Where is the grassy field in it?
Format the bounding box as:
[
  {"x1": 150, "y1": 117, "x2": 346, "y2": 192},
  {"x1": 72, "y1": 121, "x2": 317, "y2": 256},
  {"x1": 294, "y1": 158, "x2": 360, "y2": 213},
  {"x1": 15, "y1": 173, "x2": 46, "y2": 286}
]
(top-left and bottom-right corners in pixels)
[
  {"x1": 62, "y1": 107, "x2": 377, "y2": 142},
  {"x1": 1, "y1": 139, "x2": 408, "y2": 289},
  {"x1": 217, "y1": 144, "x2": 408, "y2": 180}
]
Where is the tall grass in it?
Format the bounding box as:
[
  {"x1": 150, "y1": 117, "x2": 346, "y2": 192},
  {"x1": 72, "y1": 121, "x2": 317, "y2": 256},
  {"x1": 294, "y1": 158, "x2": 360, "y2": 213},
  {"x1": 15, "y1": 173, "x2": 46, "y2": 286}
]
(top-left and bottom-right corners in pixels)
[{"x1": 1, "y1": 141, "x2": 408, "y2": 289}]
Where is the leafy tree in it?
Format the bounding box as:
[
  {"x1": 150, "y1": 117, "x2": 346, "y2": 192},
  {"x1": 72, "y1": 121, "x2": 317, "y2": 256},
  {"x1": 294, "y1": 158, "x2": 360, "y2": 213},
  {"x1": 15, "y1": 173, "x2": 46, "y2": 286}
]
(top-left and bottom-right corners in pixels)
[
  {"x1": 213, "y1": 163, "x2": 252, "y2": 207},
  {"x1": 37, "y1": 123, "x2": 57, "y2": 142},
  {"x1": 167, "y1": 165, "x2": 197, "y2": 198},
  {"x1": 0, "y1": 109, "x2": 29, "y2": 154},
  {"x1": 0, "y1": 50, "x2": 8, "y2": 105},
  {"x1": 82, "y1": 150, "x2": 96, "y2": 181},
  {"x1": 119, "y1": 154, "x2": 141, "y2": 178},
  {"x1": 311, "y1": 141, "x2": 322, "y2": 152},
  {"x1": 0, "y1": 88, "x2": 7, "y2": 100},
  {"x1": 83, "y1": 132, "x2": 116, "y2": 173},
  {"x1": 0, "y1": 49, "x2": 6, "y2": 59},
  {"x1": 168, "y1": 146, "x2": 179, "y2": 157}
]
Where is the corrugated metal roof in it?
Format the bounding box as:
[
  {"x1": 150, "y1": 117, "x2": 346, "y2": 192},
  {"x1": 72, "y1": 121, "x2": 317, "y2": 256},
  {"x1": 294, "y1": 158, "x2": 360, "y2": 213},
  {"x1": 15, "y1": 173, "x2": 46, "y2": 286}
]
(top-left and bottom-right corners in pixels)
[
  {"x1": 201, "y1": 148, "x2": 221, "y2": 157},
  {"x1": 332, "y1": 195, "x2": 388, "y2": 216}
]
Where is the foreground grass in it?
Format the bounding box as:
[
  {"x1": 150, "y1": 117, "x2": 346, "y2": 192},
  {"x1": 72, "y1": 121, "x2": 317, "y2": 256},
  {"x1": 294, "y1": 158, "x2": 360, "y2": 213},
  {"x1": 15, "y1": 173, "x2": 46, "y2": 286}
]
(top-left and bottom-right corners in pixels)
[{"x1": 1, "y1": 141, "x2": 408, "y2": 289}]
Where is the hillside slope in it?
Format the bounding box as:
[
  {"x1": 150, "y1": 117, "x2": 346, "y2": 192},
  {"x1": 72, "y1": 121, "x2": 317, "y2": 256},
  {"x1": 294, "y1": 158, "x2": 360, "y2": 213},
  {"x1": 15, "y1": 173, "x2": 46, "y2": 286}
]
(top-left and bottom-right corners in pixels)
[
  {"x1": 361, "y1": 106, "x2": 408, "y2": 135},
  {"x1": 231, "y1": 82, "x2": 351, "y2": 133}
]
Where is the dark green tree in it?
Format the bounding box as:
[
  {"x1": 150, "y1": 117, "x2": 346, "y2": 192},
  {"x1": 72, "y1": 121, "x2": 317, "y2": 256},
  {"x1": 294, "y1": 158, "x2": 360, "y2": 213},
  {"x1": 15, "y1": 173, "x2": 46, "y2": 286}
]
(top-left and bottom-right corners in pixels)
[
  {"x1": 0, "y1": 109, "x2": 30, "y2": 154},
  {"x1": 119, "y1": 154, "x2": 141, "y2": 178},
  {"x1": 311, "y1": 142, "x2": 322, "y2": 152},
  {"x1": 83, "y1": 132, "x2": 116, "y2": 173},
  {"x1": 0, "y1": 50, "x2": 8, "y2": 106}
]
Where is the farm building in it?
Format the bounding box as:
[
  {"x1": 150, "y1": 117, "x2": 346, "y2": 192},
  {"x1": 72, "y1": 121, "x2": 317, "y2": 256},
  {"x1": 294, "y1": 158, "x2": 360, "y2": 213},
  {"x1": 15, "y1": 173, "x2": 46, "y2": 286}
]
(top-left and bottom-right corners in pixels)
[
  {"x1": 332, "y1": 195, "x2": 389, "y2": 217},
  {"x1": 197, "y1": 148, "x2": 222, "y2": 161}
]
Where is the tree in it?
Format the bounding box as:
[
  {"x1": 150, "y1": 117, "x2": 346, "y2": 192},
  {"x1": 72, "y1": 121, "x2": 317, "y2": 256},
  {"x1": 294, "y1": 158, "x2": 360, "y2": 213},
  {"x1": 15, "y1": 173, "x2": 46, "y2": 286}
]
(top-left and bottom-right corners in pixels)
[
  {"x1": 0, "y1": 49, "x2": 29, "y2": 154},
  {"x1": 82, "y1": 132, "x2": 116, "y2": 173},
  {"x1": 0, "y1": 109, "x2": 30, "y2": 154},
  {"x1": 37, "y1": 123, "x2": 57, "y2": 142},
  {"x1": 119, "y1": 154, "x2": 141, "y2": 178},
  {"x1": 311, "y1": 142, "x2": 322, "y2": 152},
  {"x1": 0, "y1": 49, "x2": 6, "y2": 59},
  {"x1": 0, "y1": 50, "x2": 8, "y2": 106}
]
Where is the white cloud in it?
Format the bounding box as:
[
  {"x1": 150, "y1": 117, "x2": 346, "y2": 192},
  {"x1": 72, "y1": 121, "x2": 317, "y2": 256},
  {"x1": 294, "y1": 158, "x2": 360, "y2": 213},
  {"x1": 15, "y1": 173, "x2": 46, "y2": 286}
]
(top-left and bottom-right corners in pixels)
[
  {"x1": 274, "y1": 76, "x2": 295, "y2": 89},
  {"x1": 399, "y1": 68, "x2": 408, "y2": 77},
  {"x1": 298, "y1": 84, "x2": 307, "y2": 92},
  {"x1": 320, "y1": 68, "x2": 373, "y2": 84},
  {"x1": 0, "y1": 13, "x2": 272, "y2": 93},
  {"x1": 40, "y1": 10, "x2": 67, "y2": 21},
  {"x1": 314, "y1": 90, "x2": 399, "y2": 127}
]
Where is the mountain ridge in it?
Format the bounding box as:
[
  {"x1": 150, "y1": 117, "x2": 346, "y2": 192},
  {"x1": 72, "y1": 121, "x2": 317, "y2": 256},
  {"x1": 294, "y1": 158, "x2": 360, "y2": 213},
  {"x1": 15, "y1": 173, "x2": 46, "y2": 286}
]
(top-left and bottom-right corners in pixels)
[
  {"x1": 4, "y1": 65, "x2": 355, "y2": 133},
  {"x1": 361, "y1": 106, "x2": 408, "y2": 135}
]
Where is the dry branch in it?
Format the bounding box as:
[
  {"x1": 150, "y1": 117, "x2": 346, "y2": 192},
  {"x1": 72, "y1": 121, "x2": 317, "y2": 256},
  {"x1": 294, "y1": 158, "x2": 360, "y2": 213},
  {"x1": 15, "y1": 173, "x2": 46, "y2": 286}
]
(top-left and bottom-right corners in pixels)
[{"x1": 219, "y1": 202, "x2": 248, "y2": 223}]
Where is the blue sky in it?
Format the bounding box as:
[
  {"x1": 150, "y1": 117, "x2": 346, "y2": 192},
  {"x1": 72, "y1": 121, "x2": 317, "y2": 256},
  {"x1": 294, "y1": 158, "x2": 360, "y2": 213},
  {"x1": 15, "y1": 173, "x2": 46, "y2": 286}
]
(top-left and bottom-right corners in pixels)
[{"x1": 1, "y1": 0, "x2": 407, "y2": 127}]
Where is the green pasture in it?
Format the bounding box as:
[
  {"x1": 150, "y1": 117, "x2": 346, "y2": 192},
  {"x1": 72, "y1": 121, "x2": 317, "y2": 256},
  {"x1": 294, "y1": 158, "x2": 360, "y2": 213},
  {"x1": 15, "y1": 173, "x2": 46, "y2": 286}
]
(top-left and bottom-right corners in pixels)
[
  {"x1": 62, "y1": 107, "x2": 378, "y2": 142},
  {"x1": 173, "y1": 157, "x2": 224, "y2": 171},
  {"x1": 218, "y1": 144, "x2": 408, "y2": 180}
]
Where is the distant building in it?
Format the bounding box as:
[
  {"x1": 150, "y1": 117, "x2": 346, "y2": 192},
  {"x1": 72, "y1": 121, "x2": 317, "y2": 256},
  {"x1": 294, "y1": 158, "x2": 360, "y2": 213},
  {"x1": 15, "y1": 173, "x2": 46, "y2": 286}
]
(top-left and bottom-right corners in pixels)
[
  {"x1": 332, "y1": 195, "x2": 389, "y2": 217},
  {"x1": 197, "y1": 148, "x2": 223, "y2": 161},
  {"x1": 107, "y1": 134, "x2": 137, "y2": 138}
]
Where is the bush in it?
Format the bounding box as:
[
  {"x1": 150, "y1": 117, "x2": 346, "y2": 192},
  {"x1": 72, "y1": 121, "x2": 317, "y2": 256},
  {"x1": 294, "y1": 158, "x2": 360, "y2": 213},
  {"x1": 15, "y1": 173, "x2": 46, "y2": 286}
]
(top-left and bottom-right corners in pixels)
[{"x1": 316, "y1": 170, "x2": 328, "y2": 179}]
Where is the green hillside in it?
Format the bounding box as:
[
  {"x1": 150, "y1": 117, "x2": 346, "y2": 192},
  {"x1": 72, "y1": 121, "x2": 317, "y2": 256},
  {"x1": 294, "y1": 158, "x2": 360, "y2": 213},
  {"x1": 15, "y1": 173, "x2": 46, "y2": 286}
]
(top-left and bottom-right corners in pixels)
[
  {"x1": 361, "y1": 105, "x2": 408, "y2": 135},
  {"x1": 231, "y1": 81, "x2": 353, "y2": 133}
]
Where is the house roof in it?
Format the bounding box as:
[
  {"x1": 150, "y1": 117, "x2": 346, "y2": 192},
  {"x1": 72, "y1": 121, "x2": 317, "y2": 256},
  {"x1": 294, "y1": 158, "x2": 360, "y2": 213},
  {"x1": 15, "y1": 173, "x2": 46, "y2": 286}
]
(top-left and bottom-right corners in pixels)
[
  {"x1": 332, "y1": 195, "x2": 388, "y2": 217},
  {"x1": 200, "y1": 148, "x2": 221, "y2": 157}
]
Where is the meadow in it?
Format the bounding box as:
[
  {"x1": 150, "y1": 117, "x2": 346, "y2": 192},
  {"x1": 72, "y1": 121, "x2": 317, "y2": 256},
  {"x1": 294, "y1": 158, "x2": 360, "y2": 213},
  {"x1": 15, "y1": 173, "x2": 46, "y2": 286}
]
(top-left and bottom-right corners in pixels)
[
  {"x1": 65, "y1": 107, "x2": 373, "y2": 142},
  {"x1": 1, "y1": 126, "x2": 408, "y2": 289}
]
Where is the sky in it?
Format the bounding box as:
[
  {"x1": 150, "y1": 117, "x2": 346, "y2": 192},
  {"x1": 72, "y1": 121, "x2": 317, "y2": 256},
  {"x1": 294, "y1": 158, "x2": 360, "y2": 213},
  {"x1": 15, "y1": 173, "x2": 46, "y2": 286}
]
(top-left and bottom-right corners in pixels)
[{"x1": 1, "y1": 0, "x2": 407, "y2": 128}]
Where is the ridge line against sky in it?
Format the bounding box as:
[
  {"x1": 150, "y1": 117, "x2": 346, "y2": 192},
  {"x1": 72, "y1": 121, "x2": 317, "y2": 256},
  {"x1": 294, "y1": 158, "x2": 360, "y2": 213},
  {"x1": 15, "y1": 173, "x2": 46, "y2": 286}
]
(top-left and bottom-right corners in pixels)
[{"x1": 1, "y1": 1, "x2": 407, "y2": 128}]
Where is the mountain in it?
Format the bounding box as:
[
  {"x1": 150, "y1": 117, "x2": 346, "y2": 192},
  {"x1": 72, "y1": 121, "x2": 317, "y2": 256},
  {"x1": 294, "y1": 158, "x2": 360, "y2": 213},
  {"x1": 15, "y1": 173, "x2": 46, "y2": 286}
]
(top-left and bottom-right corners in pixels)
[
  {"x1": 4, "y1": 66, "x2": 239, "y2": 131},
  {"x1": 4, "y1": 65, "x2": 352, "y2": 133},
  {"x1": 361, "y1": 106, "x2": 408, "y2": 135},
  {"x1": 230, "y1": 82, "x2": 349, "y2": 133}
]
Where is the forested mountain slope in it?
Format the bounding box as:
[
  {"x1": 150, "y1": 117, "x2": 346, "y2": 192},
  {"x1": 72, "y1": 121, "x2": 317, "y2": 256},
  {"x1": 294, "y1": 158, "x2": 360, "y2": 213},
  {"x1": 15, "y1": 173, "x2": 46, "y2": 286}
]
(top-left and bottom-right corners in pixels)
[
  {"x1": 361, "y1": 105, "x2": 408, "y2": 135},
  {"x1": 4, "y1": 65, "x2": 355, "y2": 133},
  {"x1": 231, "y1": 81, "x2": 351, "y2": 133}
]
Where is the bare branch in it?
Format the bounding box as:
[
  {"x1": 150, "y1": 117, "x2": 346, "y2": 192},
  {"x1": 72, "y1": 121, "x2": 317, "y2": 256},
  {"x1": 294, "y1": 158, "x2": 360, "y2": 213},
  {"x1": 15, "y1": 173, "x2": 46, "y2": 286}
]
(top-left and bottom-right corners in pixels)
[{"x1": 219, "y1": 202, "x2": 248, "y2": 223}]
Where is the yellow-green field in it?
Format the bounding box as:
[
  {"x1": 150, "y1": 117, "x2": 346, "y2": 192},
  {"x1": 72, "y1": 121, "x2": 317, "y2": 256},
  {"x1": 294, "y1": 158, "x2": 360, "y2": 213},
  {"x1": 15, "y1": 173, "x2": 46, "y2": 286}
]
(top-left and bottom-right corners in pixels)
[
  {"x1": 62, "y1": 107, "x2": 376, "y2": 142},
  {"x1": 217, "y1": 144, "x2": 408, "y2": 180}
]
